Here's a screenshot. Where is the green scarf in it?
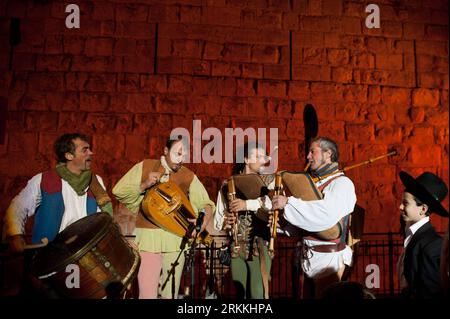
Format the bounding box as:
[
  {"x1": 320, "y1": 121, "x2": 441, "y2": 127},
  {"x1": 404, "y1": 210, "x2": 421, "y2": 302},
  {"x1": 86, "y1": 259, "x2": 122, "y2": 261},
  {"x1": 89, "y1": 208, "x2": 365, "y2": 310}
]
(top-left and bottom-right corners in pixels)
[{"x1": 55, "y1": 163, "x2": 92, "y2": 196}]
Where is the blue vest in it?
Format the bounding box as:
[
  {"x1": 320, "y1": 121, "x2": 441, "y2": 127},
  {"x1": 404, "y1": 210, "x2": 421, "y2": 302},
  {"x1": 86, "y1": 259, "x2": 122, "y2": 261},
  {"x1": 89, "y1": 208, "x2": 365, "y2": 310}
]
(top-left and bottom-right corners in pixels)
[{"x1": 31, "y1": 170, "x2": 98, "y2": 244}]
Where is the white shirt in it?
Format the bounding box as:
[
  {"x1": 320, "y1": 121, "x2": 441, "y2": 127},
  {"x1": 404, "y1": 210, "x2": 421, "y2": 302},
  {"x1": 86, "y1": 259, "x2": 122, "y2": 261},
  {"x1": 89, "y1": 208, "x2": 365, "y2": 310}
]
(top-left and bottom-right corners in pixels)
[
  {"x1": 159, "y1": 155, "x2": 172, "y2": 183},
  {"x1": 283, "y1": 172, "x2": 357, "y2": 279},
  {"x1": 404, "y1": 217, "x2": 430, "y2": 248},
  {"x1": 5, "y1": 172, "x2": 106, "y2": 236},
  {"x1": 283, "y1": 172, "x2": 356, "y2": 232}
]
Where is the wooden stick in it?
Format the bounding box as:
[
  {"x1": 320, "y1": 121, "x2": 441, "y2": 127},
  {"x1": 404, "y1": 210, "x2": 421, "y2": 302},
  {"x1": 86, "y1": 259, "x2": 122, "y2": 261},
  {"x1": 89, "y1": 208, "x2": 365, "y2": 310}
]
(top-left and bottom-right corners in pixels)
[
  {"x1": 24, "y1": 237, "x2": 49, "y2": 250},
  {"x1": 342, "y1": 150, "x2": 397, "y2": 172},
  {"x1": 311, "y1": 150, "x2": 397, "y2": 182},
  {"x1": 227, "y1": 177, "x2": 239, "y2": 252},
  {"x1": 268, "y1": 174, "x2": 283, "y2": 258}
]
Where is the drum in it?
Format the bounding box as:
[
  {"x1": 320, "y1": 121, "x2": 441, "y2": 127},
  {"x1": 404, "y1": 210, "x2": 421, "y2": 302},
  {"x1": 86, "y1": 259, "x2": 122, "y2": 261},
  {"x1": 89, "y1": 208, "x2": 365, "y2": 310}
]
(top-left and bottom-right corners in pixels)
[{"x1": 30, "y1": 213, "x2": 140, "y2": 299}]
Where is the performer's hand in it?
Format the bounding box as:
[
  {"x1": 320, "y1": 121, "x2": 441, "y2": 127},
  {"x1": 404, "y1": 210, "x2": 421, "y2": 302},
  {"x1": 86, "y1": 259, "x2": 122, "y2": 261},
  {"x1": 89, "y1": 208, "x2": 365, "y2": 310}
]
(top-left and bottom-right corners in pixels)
[
  {"x1": 140, "y1": 172, "x2": 162, "y2": 192},
  {"x1": 272, "y1": 195, "x2": 288, "y2": 210},
  {"x1": 229, "y1": 199, "x2": 246, "y2": 212},
  {"x1": 189, "y1": 229, "x2": 198, "y2": 239},
  {"x1": 9, "y1": 235, "x2": 25, "y2": 254},
  {"x1": 187, "y1": 218, "x2": 198, "y2": 238}
]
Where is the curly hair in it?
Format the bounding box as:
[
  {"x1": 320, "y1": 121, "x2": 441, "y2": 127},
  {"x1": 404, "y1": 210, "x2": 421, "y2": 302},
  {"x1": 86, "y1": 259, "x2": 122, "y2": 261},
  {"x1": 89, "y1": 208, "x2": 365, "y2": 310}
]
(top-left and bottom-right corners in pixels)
[{"x1": 53, "y1": 133, "x2": 90, "y2": 163}]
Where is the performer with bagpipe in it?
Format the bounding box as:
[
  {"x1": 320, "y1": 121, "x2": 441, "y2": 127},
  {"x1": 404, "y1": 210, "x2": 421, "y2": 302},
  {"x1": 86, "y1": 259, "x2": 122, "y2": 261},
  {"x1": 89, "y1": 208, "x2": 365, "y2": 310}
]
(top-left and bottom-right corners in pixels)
[
  {"x1": 272, "y1": 136, "x2": 356, "y2": 298},
  {"x1": 112, "y1": 136, "x2": 215, "y2": 299},
  {"x1": 213, "y1": 141, "x2": 274, "y2": 299}
]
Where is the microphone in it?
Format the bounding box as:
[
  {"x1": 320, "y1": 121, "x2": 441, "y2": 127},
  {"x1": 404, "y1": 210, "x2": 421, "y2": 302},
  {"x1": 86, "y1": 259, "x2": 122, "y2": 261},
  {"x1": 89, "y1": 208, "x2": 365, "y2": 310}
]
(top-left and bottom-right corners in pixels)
[{"x1": 196, "y1": 209, "x2": 206, "y2": 232}]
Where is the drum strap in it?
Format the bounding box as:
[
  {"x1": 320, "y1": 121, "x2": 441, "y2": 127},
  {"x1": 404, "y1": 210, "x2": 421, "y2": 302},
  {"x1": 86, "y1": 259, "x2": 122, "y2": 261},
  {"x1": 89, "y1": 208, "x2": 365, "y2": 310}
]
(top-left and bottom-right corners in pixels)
[{"x1": 89, "y1": 174, "x2": 113, "y2": 215}]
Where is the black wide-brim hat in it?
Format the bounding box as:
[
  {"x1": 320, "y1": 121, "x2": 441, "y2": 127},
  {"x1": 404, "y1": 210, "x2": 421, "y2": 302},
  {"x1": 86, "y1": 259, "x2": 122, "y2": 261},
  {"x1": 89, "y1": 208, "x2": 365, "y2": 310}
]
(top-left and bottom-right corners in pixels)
[{"x1": 399, "y1": 171, "x2": 449, "y2": 217}]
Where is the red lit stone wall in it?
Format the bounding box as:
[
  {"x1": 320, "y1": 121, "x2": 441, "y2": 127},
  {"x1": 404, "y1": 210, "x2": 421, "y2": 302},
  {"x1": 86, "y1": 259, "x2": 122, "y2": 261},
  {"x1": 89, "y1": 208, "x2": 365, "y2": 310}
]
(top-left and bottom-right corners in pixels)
[{"x1": 0, "y1": 0, "x2": 448, "y2": 235}]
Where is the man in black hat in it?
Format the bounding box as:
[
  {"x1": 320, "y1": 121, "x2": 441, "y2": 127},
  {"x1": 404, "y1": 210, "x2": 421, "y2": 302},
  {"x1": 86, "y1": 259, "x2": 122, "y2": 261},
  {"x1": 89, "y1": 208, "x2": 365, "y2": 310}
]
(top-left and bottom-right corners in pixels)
[{"x1": 398, "y1": 171, "x2": 449, "y2": 299}]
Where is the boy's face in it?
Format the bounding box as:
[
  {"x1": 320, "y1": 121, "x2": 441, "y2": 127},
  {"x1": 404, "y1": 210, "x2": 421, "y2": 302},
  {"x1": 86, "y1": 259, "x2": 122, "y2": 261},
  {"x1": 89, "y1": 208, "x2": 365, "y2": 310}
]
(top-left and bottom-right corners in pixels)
[{"x1": 399, "y1": 191, "x2": 428, "y2": 225}]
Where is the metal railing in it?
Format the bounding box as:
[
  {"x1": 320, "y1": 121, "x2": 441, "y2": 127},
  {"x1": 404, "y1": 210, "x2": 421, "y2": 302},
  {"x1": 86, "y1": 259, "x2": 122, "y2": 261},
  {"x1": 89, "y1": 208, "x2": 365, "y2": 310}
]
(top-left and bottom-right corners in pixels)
[
  {"x1": 0, "y1": 232, "x2": 442, "y2": 298},
  {"x1": 178, "y1": 233, "x2": 410, "y2": 299}
]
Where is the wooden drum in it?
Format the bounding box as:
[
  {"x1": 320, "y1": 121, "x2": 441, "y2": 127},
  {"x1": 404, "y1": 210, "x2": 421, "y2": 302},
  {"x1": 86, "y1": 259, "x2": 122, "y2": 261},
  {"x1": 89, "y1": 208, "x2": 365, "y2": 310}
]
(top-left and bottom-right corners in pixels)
[{"x1": 30, "y1": 213, "x2": 140, "y2": 298}]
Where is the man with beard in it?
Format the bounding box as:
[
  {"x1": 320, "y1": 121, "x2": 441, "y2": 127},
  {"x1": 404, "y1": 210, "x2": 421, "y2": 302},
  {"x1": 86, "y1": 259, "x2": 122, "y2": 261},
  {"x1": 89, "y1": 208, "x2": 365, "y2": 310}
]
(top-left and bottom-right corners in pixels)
[
  {"x1": 3, "y1": 133, "x2": 112, "y2": 252},
  {"x1": 272, "y1": 136, "x2": 356, "y2": 298},
  {"x1": 112, "y1": 137, "x2": 215, "y2": 299}
]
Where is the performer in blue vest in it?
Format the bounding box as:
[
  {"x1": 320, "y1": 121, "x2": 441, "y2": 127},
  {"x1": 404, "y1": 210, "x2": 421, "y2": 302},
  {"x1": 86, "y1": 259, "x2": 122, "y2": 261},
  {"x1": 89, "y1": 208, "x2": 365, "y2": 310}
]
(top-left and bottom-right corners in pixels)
[{"x1": 3, "y1": 133, "x2": 112, "y2": 253}]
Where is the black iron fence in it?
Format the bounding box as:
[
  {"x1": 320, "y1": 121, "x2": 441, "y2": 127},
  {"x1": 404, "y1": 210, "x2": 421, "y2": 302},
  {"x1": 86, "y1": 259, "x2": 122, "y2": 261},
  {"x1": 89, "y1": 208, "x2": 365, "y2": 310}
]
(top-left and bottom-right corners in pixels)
[
  {"x1": 178, "y1": 233, "x2": 409, "y2": 299},
  {"x1": 0, "y1": 232, "x2": 442, "y2": 298}
]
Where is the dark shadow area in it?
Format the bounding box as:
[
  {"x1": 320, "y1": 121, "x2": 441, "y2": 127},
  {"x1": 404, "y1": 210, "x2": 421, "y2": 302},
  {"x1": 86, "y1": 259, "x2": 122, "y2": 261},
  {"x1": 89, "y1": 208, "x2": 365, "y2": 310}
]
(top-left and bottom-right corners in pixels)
[
  {"x1": 322, "y1": 281, "x2": 376, "y2": 299},
  {"x1": 303, "y1": 104, "x2": 318, "y2": 162}
]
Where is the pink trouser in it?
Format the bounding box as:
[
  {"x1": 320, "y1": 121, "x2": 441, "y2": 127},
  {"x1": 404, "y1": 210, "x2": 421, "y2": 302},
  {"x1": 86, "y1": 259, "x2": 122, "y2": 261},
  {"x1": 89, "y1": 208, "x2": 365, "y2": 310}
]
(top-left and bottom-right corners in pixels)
[{"x1": 138, "y1": 251, "x2": 185, "y2": 299}]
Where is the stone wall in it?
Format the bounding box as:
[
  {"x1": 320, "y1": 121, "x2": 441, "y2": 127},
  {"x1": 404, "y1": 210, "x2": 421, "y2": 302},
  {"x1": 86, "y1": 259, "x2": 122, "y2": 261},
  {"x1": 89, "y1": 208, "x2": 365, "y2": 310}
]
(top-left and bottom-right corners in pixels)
[{"x1": 0, "y1": 0, "x2": 448, "y2": 235}]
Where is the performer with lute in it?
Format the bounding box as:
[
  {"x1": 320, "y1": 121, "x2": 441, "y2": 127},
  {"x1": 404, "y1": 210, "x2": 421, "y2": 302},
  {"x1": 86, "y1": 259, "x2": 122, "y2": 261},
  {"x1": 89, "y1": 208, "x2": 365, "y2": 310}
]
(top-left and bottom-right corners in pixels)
[{"x1": 112, "y1": 136, "x2": 215, "y2": 299}]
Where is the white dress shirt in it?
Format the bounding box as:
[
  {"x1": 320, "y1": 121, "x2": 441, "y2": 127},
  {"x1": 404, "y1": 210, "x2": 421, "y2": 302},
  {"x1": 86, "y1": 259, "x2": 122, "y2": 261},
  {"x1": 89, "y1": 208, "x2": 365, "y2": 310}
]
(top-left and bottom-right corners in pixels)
[{"x1": 404, "y1": 217, "x2": 429, "y2": 248}]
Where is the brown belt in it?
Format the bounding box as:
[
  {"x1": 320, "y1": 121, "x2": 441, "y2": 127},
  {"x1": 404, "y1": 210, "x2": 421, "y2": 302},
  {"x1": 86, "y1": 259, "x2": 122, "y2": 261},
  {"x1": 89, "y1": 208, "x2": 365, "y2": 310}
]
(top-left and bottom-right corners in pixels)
[{"x1": 309, "y1": 242, "x2": 346, "y2": 253}]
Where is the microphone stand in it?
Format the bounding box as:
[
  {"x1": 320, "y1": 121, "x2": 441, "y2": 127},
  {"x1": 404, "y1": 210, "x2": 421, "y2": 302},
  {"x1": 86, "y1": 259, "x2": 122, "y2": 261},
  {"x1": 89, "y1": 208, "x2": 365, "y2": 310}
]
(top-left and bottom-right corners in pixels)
[
  {"x1": 188, "y1": 209, "x2": 205, "y2": 299},
  {"x1": 161, "y1": 235, "x2": 189, "y2": 299},
  {"x1": 189, "y1": 209, "x2": 206, "y2": 299},
  {"x1": 189, "y1": 232, "x2": 198, "y2": 298},
  {"x1": 161, "y1": 209, "x2": 205, "y2": 299}
]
